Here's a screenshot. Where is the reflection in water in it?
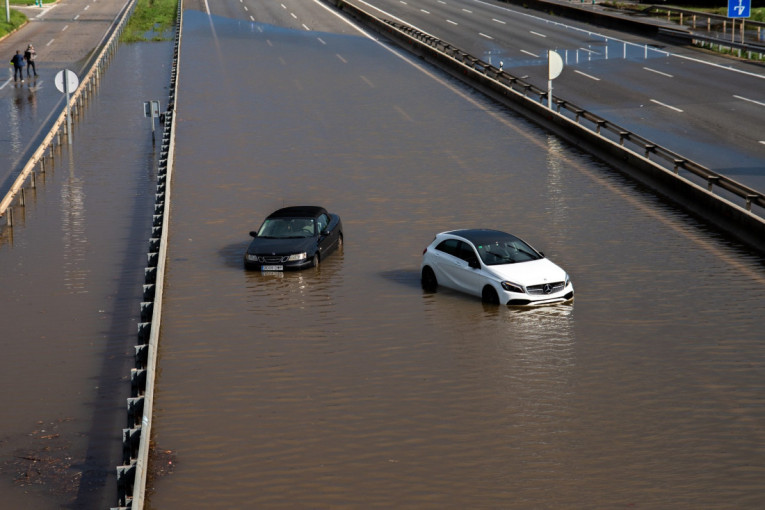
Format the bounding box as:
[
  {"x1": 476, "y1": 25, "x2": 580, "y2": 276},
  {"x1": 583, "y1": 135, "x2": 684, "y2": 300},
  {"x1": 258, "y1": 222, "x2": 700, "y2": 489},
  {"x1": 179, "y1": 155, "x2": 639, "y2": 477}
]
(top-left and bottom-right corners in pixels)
[{"x1": 60, "y1": 150, "x2": 89, "y2": 293}]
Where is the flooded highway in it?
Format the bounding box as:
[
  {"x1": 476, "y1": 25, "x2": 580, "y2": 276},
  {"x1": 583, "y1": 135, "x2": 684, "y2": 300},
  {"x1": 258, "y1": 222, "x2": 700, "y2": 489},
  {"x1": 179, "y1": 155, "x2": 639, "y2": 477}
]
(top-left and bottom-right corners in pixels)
[
  {"x1": 147, "y1": 10, "x2": 765, "y2": 509},
  {"x1": 0, "y1": 42, "x2": 173, "y2": 508}
]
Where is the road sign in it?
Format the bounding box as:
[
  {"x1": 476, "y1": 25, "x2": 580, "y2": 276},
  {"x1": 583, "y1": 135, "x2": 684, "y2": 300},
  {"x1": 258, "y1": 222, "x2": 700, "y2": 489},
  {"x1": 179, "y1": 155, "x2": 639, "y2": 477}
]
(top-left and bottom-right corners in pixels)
[
  {"x1": 54, "y1": 70, "x2": 79, "y2": 94},
  {"x1": 548, "y1": 50, "x2": 564, "y2": 111},
  {"x1": 728, "y1": 0, "x2": 750, "y2": 18},
  {"x1": 144, "y1": 100, "x2": 160, "y2": 118}
]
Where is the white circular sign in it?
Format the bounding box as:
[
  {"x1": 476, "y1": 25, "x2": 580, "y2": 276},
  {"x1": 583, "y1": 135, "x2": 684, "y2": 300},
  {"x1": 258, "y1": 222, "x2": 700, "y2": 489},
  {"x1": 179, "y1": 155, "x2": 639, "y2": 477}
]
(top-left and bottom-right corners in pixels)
[
  {"x1": 54, "y1": 70, "x2": 79, "y2": 93},
  {"x1": 548, "y1": 50, "x2": 564, "y2": 81}
]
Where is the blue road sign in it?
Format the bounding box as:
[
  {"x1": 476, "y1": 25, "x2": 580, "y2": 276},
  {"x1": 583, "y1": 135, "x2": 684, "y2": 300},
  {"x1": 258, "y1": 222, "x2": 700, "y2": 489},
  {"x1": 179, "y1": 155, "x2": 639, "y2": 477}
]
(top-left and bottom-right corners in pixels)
[{"x1": 728, "y1": 0, "x2": 750, "y2": 18}]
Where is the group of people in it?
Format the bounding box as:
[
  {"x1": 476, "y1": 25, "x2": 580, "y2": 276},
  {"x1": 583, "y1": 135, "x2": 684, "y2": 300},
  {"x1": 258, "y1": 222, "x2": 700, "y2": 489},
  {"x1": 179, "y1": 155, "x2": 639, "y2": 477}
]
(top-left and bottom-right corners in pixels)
[{"x1": 9, "y1": 44, "x2": 38, "y2": 82}]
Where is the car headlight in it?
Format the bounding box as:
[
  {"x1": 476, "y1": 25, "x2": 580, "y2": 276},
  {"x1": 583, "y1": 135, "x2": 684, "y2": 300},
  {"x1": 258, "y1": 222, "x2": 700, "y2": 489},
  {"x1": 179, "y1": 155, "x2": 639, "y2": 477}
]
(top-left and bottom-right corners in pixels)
[
  {"x1": 246, "y1": 253, "x2": 257, "y2": 261},
  {"x1": 501, "y1": 281, "x2": 525, "y2": 293},
  {"x1": 565, "y1": 273, "x2": 570, "y2": 287},
  {"x1": 286, "y1": 252, "x2": 307, "y2": 262}
]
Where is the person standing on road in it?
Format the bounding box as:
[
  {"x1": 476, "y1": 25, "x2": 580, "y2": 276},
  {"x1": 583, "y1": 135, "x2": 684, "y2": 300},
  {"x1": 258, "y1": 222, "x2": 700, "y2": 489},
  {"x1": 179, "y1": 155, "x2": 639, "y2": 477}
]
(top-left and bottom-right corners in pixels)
[
  {"x1": 24, "y1": 45, "x2": 37, "y2": 78},
  {"x1": 10, "y1": 50, "x2": 25, "y2": 82}
]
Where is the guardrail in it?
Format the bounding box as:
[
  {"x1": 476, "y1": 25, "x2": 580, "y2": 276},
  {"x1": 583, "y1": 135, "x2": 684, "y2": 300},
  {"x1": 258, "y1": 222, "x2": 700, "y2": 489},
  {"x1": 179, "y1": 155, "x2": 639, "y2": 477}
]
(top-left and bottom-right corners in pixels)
[
  {"x1": 112, "y1": 1, "x2": 182, "y2": 508},
  {"x1": 0, "y1": 0, "x2": 138, "y2": 227},
  {"x1": 328, "y1": 0, "x2": 765, "y2": 252}
]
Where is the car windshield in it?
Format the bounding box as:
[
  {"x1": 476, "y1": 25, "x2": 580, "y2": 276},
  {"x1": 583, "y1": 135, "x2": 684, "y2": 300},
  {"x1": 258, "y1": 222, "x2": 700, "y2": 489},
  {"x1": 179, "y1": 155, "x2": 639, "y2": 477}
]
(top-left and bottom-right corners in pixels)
[
  {"x1": 257, "y1": 217, "x2": 315, "y2": 239},
  {"x1": 474, "y1": 235, "x2": 542, "y2": 265}
]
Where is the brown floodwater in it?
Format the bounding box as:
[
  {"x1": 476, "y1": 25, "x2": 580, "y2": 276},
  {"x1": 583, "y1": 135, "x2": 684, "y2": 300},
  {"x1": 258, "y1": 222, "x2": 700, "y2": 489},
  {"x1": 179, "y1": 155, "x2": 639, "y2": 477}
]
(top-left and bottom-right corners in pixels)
[
  {"x1": 0, "y1": 41, "x2": 173, "y2": 508},
  {"x1": 146, "y1": 11, "x2": 765, "y2": 509}
]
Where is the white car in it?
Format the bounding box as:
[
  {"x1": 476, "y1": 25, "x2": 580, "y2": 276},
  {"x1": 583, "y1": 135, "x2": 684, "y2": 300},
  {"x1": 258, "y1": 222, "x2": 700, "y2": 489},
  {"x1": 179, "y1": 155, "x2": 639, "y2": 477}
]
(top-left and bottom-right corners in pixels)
[{"x1": 421, "y1": 229, "x2": 574, "y2": 306}]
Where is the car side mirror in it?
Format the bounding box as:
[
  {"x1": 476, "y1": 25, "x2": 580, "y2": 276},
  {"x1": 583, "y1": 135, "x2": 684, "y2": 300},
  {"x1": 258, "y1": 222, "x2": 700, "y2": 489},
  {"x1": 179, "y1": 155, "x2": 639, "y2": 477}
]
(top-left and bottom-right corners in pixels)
[
  {"x1": 320, "y1": 229, "x2": 330, "y2": 237},
  {"x1": 468, "y1": 258, "x2": 481, "y2": 269},
  {"x1": 249, "y1": 231, "x2": 257, "y2": 238}
]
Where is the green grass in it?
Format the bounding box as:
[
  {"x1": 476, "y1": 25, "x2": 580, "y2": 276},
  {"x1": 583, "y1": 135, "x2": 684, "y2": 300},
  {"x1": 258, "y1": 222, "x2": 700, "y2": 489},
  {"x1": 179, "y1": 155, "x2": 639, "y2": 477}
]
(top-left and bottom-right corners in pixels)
[
  {"x1": 122, "y1": 0, "x2": 178, "y2": 42},
  {"x1": 0, "y1": 8, "x2": 26, "y2": 40},
  {"x1": 9, "y1": 0, "x2": 55, "y2": 5}
]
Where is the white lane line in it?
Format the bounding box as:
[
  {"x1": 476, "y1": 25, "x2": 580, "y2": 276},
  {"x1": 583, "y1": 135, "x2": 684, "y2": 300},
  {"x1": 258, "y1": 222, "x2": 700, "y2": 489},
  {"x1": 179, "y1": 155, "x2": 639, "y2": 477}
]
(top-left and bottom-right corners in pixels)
[
  {"x1": 530, "y1": 30, "x2": 546, "y2": 37},
  {"x1": 438, "y1": 0, "x2": 445, "y2": 4},
  {"x1": 62, "y1": 25, "x2": 69, "y2": 31},
  {"x1": 759, "y1": 141, "x2": 765, "y2": 145},
  {"x1": 290, "y1": 12, "x2": 297, "y2": 19},
  {"x1": 446, "y1": 19, "x2": 458, "y2": 25},
  {"x1": 520, "y1": 49, "x2": 538, "y2": 57},
  {"x1": 479, "y1": 33, "x2": 493, "y2": 40},
  {"x1": 317, "y1": 37, "x2": 326, "y2": 45},
  {"x1": 492, "y1": 18, "x2": 506, "y2": 24},
  {"x1": 361, "y1": 75, "x2": 374, "y2": 87},
  {"x1": 281, "y1": 3, "x2": 286, "y2": 8},
  {"x1": 644, "y1": 67, "x2": 673, "y2": 78},
  {"x1": 302, "y1": 24, "x2": 310, "y2": 30},
  {"x1": 400, "y1": 1, "x2": 407, "y2": 4},
  {"x1": 336, "y1": 54, "x2": 347, "y2": 64},
  {"x1": 650, "y1": 99, "x2": 683, "y2": 112},
  {"x1": 734, "y1": 94, "x2": 765, "y2": 107},
  {"x1": 243, "y1": 5, "x2": 248, "y2": 11},
  {"x1": 0, "y1": 78, "x2": 11, "y2": 90},
  {"x1": 579, "y1": 47, "x2": 599, "y2": 54},
  {"x1": 394, "y1": 105, "x2": 414, "y2": 122},
  {"x1": 250, "y1": 15, "x2": 254, "y2": 21},
  {"x1": 83, "y1": 4, "x2": 89, "y2": 10},
  {"x1": 420, "y1": 9, "x2": 430, "y2": 14},
  {"x1": 462, "y1": 8, "x2": 472, "y2": 13},
  {"x1": 204, "y1": 0, "x2": 210, "y2": 14},
  {"x1": 74, "y1": 14, "x2": 80, "y2": 20},
  {"x1": 46, "y1": 39, "x2": 55, "y2": 46},
  {"x1": 574, "y1": 69, "x2": 600, "y2": 81}
]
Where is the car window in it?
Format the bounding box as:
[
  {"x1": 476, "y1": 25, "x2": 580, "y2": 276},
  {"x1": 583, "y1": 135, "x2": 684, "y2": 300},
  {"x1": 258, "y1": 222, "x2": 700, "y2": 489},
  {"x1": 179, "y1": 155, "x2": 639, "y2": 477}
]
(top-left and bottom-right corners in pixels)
[
  {"x1": 456, "y1": 241, "x2": 479, "y2": 264},
  {"x1": 436, "y1": 239, "x2": 459, "y2": 257},
  {"x1": 317, "y1": 214, "x2": 329, "y2": 233},
  {"x1": 476, "y1": 236, "x2": 541, "y2": 265},
  {"x1": 258, "y1": 218, "x2": 315, "y2": 238}
]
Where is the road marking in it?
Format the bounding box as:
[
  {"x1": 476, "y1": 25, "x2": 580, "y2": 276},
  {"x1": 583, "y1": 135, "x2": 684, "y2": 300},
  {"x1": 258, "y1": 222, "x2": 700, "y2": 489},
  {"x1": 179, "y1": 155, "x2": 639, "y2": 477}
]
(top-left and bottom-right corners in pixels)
[
  {"x1": 733, "y1": 94, "x2": 765, "y2": 107},
  {"x1": 62, "y1": 25, "x2": 69, "y2": 31},
  {"x1": 317, "y1": 37, "x2": 326, "y2": 45},
  {"x1": 74, "y1": 14, "x2": 80, "y2": 20},
  {"x1": 462, "y1": 8, "x2": 472, "y2": 13},
  {"x1": 530, "y1": 31, "x2": 546, "y2": 37},
  {"x1": 361, "y1": 75, "x2": 374, "y2": 88},
  {"x1": 280, "y1": 3, "x2": 286, "y2": 8},
  {"x1": 579, "y1": 47, "x2": 599, "y2": 54},
  {"x1": 250, "y1": 15, "x2": 254, "y2": 21},
  {"x1": 290, "y1": 12, "x2": 297, "y2": 19},
  {"x1": 243, "y1": 5, "x2": 248, "y2": 11},
  {"x1": 650, "y1": 99, "x2": 683, "y2": 112},
  {"x1": 643, "y1": 67, "x2": 673, "y2": 78},
  {"x1": 0, "y1": 78, "x2": 11, "y2": 90},
  {"x1": 394, "y1": 105, "x2": 414, "y2": 122},
  {"x1": 83, "y1": 4, "x2": 89, "y2": 10},
  {"x1": 479, "y1": 33, "x2": 493, "y2": 40},
  {"x1": 759, "y1": 141, "x2": 765, "y2": 145},
  {"x1": 400, "y1": 1, "x2": 407, "y2": 4},
  {"x1": 46, "y1": 39, "x2": 55, "y2": 47},
  {"x1": 520, "y1": 49, "x2": 538, "y2": 57},
  {"x1": 446, "y1": 19, "x2": 458, "y2": 25},
  {"x1": 574, "y1": 70, "x2": 600, "y2": 81},
  {"x1": 204, "y1": 0, "x2": 210, "y2": 14},
  {"x1": 302, "y1": 24, "x2": 310, "y2": 30},
  {"x1": 336, "y1": 54, "x2": 347, "y2": 64},
  {"x1": 420, "y1": 9, "x2": 430, "y2": 14},
  {"x1": 492, "y1": 18, "x2": 506, "y2": 24}
]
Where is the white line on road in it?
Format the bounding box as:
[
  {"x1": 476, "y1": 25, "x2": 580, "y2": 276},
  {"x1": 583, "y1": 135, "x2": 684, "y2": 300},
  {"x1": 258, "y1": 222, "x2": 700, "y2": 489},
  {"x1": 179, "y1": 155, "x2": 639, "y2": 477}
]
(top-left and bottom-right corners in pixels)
[
  {"x1": 83, "y1": 5, "x2": 89, "y2": 10},
  {"x1": 290, "y1": 12, "x2": 297, "y2": 19},
  {"x1": 74, "y1": 14, "x2": 80, "y2": 20},
  {"x1": 62, "y1": 25, "x2": 69, "y2": 31},
  {"x1": 530, "y1": 31, "x2": 546, "y2": 37},
  {"x1": 462, "y1": 8, "x2": 472, "y2": 13},
  {"x1": 492, "y1": 18, "x2": 506, "y2": 24},
  {"x1": 336, "y1": 54, "x2": 347, "y2": 64},
  {"x1": 250, "y1": 15, "x2": 254, "y2": 21},
  {"x1": 733, "y1": 94, "x2": 765, "y2": 107},
  {"x1": 446, "y1": 19, "x2": 458, "y2": 25},
  {"x1": 574, "y1": 70, "x2": 600, "y2": 81},
  {"x1": 760, "y1": 141, "x2": 765, "y2": 145},
  {"x1": 650, "y1": 99, "x2": 683, "y2": 112},
  {"x1": 394, "y1": 105, "x2": 414, "y2": 122},
  {"x1": 317, "y1": 37, "x2": 326, "y2": 45},
  {"x1": 643, "y1": 67, "x2": 673, "y2": 78},
  {"x1": 302, "y1": 24, "x2": 310, "y2": 30},
  {"x1": 520, "y1": 49, "x2": 538, "y2": 57},
  {"x1": 46, "y1": 39, "x2": 55, "y2": 47},
  {"x1": 243, "y1": 5, "x2": 248, "y2": 11},
  {"x1": 204, "y1": 0, "x2": 210, "y2": 14},
  {"x1": 421, "y1": 9, "x2": 430, "y2": 14},
  {"x1": 0, "y1": 78, "x2": 11, "y2": 90},
  {"x1": 361, "y1": 75, "x2": 374, "y2": 87},
  {"x1": 479, "y1": 33, "x2": 493, "y2": 40}
]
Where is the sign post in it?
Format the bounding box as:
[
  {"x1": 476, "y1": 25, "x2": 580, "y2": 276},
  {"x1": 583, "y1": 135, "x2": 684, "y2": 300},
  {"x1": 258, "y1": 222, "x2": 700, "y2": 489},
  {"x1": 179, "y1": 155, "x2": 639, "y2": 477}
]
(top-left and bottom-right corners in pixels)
[
  {"x1": 144, "y1": 100, "x2": 161, "y2": 142},
  {"x1": 547, "y1": 50, "x2": 564, "y2": 111},
  {"x1": 728, "y1": 0, "x2": 751, "y2": 43},
  {"x1": 54, "y1": 70, "x2": 79, "y2": 146}
]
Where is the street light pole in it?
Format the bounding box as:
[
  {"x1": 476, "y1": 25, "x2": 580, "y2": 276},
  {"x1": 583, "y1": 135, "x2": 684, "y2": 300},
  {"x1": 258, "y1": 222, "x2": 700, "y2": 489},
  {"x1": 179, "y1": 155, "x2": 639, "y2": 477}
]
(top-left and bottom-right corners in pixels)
[{"x1": 6, "y1": 0, "x2": 10, "y2": 24}]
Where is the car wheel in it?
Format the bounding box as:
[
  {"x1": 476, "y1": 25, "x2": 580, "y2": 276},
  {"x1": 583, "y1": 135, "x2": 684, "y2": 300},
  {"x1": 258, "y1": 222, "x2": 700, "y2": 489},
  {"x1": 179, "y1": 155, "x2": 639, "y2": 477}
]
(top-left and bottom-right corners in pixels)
[
  {"x1": 310, "y1": 253, "x2": 319, "y2": 268},
  {"x1": 421, "y1": 266, "x2": 438, "y2": 292},
  {"x1": 482, "y1": 286, "x2": 499, "y2": 305}
]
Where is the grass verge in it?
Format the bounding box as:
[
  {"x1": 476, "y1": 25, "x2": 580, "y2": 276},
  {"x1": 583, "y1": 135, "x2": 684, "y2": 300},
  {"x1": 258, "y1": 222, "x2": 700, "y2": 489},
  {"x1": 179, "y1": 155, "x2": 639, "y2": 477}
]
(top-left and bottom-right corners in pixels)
[
  {"x1": 0, "y1": 8, "x2": 27, "y2": 40},
  {"x1": 122, "y1": 0, "x2": 178, "y2": 42}
]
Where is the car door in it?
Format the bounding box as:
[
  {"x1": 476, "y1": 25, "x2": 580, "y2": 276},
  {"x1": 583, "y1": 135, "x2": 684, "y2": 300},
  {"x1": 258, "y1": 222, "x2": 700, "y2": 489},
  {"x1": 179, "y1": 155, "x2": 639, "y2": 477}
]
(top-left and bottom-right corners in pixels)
[
  {"x1": 316, "y1": 213, "x2": 335, "y2": 256},
  {"x1": 435, "y1": 239, "x2": 480, "y2": 295},
  {"x1": 450, "y1": 241, "x2": 487, "y2": 297}
]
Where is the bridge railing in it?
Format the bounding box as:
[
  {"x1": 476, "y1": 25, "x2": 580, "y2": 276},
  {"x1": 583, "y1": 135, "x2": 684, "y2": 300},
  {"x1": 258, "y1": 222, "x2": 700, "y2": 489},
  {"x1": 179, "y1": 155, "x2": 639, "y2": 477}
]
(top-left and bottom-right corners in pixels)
[{"x1": 0, "y1": 0, "x2": 139, "y2": 227}]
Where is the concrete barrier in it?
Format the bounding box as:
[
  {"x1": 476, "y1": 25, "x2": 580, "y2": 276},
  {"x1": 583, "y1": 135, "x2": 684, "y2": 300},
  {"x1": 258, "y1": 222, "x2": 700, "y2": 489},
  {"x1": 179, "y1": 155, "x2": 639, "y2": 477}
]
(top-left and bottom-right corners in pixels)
[{"x1": 326, "y1": 0, "x2": 765, "y2": 254}]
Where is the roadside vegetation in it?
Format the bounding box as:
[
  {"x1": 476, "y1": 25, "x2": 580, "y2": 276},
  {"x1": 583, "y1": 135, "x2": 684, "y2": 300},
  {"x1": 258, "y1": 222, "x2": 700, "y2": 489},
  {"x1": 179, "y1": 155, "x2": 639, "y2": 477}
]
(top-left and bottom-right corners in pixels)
[
  {"x1": 122, "y1": 0, "x2": 178, "y2": 42},
  {"x1": 0, "y1": 8, "x2": 26, "y2": 40}
]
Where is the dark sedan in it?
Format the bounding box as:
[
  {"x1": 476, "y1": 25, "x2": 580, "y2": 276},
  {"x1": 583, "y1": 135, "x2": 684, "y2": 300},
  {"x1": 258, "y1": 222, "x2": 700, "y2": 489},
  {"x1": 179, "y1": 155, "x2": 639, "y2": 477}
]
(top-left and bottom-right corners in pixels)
[{"x1": 244, "y1": 206, "x2": 343, "y2": 271}]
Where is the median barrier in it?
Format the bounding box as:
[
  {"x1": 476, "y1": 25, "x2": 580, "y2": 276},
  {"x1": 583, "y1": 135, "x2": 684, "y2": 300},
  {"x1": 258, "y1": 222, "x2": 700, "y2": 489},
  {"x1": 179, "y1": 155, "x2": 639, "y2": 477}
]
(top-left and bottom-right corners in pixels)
[{"x1": 327, "y1": 0, "x2": 765, "y2": 253}]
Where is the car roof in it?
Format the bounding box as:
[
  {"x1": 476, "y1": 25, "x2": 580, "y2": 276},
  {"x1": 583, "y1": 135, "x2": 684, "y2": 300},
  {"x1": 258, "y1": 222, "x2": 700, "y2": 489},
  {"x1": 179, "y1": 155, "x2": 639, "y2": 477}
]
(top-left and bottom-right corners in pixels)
[
  {"x1": 267, "y1": 206, "x2": 327, "y2": 219},
  {"x1": 440, "y1": 229, "x2": 519, "y2": 246}
]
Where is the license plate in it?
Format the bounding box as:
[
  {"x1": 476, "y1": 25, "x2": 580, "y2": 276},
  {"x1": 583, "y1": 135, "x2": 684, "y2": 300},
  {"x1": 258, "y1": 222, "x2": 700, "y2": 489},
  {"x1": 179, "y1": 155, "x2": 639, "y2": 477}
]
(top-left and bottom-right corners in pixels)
[{"x1": 261, "y1": 265, "x2": 283, "y2": 272}]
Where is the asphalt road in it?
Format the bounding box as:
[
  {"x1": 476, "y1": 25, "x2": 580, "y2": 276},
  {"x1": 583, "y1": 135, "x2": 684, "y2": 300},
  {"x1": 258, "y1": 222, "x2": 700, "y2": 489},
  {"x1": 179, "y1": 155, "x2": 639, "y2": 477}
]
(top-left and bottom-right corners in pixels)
[{"x1": 341, "y1": 0, "x2": 765, "y2": 192}]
